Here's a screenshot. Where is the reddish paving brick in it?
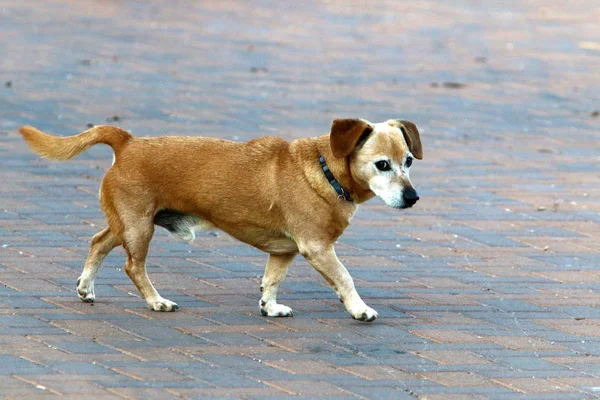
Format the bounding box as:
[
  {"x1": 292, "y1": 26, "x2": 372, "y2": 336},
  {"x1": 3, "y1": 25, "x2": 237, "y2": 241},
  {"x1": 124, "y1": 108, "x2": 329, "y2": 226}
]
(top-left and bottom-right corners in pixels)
[
  {"x1": 413, "y1": 350, "x2": 492, "y2": 365},
  {"x1": 337, "y1": 365, "x2": 416, "y2": 381},
  {"x1": 167, "y1": 387, "x2": 287, "y2": 398},
  {"x1": 492, "y1": 377, "x2": 575, "y2": 393},
  {"x1": 2, "y1": 0, "x2": 600, "y2": 398},
  {"x1": 263, "y1": 380, "x2": 348, "y2": 396},
  {"x1": 410, "y1": 330, "x2": 489, "y2": 344},
  {"x1": 105, "y1": 387, "x2": 185, "y2": 400},
  {"x1": 485, "y1": 336, "x2": 566, "y2": 351},
  {"x1": 265, "y1": 359, "x2": 341, "y2": 375},
  {"x1": 423, "y1": 395, "x2": 489, "y2": 400},
  {"x1": 418, "y1": 372, "x2": 494, "y2": 387}
]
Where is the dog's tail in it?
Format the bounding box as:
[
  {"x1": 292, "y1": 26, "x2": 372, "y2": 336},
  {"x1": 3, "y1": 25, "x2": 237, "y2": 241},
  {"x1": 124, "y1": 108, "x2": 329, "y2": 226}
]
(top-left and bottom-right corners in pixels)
[{"x1": 18, "y1": 125, "x2": 133, "y2": 161}]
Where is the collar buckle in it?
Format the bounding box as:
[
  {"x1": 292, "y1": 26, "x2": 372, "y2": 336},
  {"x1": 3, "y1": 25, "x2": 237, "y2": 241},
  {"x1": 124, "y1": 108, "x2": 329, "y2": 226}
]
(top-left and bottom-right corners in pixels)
[{"x1": 319, "y1": 155, "x2": 353, "y2": 202}]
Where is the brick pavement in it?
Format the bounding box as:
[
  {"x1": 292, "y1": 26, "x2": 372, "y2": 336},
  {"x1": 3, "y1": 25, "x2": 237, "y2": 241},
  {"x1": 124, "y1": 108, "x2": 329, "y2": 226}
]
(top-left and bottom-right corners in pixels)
[{"x1": 1, "y1": 0, "x2": 600, "y2": 398}]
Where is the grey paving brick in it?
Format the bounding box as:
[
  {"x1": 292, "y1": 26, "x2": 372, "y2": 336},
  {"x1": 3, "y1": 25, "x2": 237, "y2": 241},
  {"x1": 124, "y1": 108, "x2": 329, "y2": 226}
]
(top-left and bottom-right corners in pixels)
[
  {"x1": 346, "y1": 386, "x2": 420, "y2": 400},
  {"x1": 2, "y1": 0, "x2": 600, "y2": 398},
  {"x1": 0, "y1": 356, "x2": 55, "y2": 375}
]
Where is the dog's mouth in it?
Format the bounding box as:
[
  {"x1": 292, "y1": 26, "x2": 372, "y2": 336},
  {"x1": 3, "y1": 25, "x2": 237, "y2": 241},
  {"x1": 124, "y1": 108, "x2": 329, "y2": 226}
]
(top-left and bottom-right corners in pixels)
[
  {"x1": 392, "y1": 202, "x2": 415, "y2": 210},
  {"x1": 387, "y1": 196, "x2": 419, "y2": 209}
]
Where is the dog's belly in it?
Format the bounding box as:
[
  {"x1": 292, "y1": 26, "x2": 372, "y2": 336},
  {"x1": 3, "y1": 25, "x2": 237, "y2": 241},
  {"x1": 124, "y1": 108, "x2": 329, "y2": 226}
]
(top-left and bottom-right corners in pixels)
[
  {"x1": 221, "y1": 226, "x2": 299, "y2": 255},
  {"x1": 255, "y1": 237, "x2": 299, "y2": 255},
  {"x1": 154, "y1": 209, "x2": 298, "y2": 255}
]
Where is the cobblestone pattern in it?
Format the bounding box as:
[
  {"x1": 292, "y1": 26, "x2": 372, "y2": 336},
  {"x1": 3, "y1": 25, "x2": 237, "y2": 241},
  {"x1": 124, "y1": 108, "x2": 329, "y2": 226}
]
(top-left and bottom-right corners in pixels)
[{"x1": 1, "y1": 0, "x2": 600, "y2": 399}]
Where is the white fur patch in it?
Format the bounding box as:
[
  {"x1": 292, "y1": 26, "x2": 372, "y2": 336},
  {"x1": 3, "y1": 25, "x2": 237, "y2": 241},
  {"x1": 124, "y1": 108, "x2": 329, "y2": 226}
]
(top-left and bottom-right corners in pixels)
[{"x1": 169, "y1": 218, "x2": 213, "y2": 241}]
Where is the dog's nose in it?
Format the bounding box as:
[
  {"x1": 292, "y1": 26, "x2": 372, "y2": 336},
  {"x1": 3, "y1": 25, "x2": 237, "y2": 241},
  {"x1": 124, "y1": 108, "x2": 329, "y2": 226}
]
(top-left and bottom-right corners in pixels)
[{"x1": 403, "y1": 189, "x2": 419, "y2": 207}]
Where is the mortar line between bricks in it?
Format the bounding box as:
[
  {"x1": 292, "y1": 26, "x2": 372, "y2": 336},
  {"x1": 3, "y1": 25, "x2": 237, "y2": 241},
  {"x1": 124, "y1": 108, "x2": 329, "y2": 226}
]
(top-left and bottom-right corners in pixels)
[
  {"x1": 180, "y1": 294, "x2": 225, "y2": 306},
  {"x1": 261, "y1": 338, "x2": 299, "y2": 352},
  {"x1": 49, "y1": 319, "x2": 150, "y2": 341},
  {"x1": 317, "y1": 334, "x2": 385, "y2": 360},
  {"x1": 168, "y1": 347, "x2": 225, "y2": 368},
  {"x1": 39, "y1": 297, "x2": 87, "y2": 314},
  {"x1": 26, "y1": 334, "x2": 74, "y2": 354},
  {"x1": 340, "y1": 388, "x2": 370, "y2": 400},
  {"x1": 243, "y1": 331, "x2": 296, "y2": 349},
  {"x1": 316, "y1": 318, "x2": 379, "y2": 339},
  {"x1": 547, "y1": 378, "x2": 600, "y2": 398},
  {"x1": 178, "y1": 257, "x2": 234, "y2": 272},
  {"x1": 122, "y1": 307, "x2": 159, "y2": 320},
  {"x1": 16, "y1": 355, "x2": 61, "y2": 374},
  {"x1": 261, "y1": 380, "x2": 305, "y2": 396},
  {"x1": 259, "y1": 318, "x2": 301, "y2": 333},
  {"x1": 49, "y1": 279, "x2": 81, "y2": 293},
  {"x1": 12, "y1": 375, "x2": 64, "y2": 395},
  {"x1": 489, "y1": 378, "x2": 530, "y2": 394},
  {"x1": 96, "y1": 342, "x2": 148, "y2": 361},
  {"x1": 0, "y1": 279, "x2": 25, "y2": 291},
  {"x1": 107, "y1": 366, "x2": 146, "y2": 381},
  {"x1": 105, "y1": 387, "x2": 138, "y2": 400},
  {"x1": 479, "y1": 300, "x2": 600, "y2": 381}
]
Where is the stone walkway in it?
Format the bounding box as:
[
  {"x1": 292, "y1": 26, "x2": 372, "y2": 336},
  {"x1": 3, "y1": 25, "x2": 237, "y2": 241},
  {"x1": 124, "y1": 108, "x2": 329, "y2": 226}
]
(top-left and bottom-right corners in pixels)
[{"x1": 1, "y1": 1, "x2": 599, "y2": 398}]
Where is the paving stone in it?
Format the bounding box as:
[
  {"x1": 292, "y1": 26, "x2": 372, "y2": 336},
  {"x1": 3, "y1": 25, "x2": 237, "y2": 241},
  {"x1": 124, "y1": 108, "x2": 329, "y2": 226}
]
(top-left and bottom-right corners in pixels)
[{"x1": 2, "y1": 0, "x2": 600, "y2": 398}]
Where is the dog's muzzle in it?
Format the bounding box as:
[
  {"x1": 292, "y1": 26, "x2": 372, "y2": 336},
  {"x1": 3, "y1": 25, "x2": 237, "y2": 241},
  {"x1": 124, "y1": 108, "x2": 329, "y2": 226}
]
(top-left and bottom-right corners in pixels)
[{"x1": 402, "y1": 187, "x2": 420, "y2": 208}]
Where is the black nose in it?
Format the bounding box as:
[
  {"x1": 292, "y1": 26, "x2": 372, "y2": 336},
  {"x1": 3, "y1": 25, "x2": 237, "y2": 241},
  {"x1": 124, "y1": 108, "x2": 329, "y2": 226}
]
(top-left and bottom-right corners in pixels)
[{"x1": 403, "y1": 188, "x2": 420, "y2": 207}]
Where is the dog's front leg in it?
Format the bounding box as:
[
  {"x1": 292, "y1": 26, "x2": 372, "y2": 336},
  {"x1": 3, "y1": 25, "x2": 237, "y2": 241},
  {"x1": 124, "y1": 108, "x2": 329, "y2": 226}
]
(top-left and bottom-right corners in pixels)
[
  {"x1": 300, "y1": 243, "x2": 378, "y2": 322},
  {"x1": 260, "y1": 253, "x2": 296, "y2": 317}
]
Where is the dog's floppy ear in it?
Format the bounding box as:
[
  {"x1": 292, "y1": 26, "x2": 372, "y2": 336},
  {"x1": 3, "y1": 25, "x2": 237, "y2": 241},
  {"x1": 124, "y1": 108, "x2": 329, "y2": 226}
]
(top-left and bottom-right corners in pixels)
[
  {"x1": 330, "y1": 118, "x2": 374, "y2": 158},
  {"x1": 389, "y1": 119, "x2": 423, "y2": 160}
]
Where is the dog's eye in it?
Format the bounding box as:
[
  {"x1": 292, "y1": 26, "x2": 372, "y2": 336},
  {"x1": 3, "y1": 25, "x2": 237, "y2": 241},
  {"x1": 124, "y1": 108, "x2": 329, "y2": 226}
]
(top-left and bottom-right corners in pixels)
[
  {"x1": 405, "y1": 157, "x2": 413, "y2": 168},
  {"x1": 375, "y1": 160, "x2": 391, "y2": 171}
]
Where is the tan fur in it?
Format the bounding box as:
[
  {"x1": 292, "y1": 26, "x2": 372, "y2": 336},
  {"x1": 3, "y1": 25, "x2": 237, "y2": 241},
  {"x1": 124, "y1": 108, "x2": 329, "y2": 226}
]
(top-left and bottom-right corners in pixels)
[
  {"x1": 19, "y1": 118, "x2": 422, "y2": 321},
  {"x1": 19, "y1": 125, "x2": 131, "y2": 160}
]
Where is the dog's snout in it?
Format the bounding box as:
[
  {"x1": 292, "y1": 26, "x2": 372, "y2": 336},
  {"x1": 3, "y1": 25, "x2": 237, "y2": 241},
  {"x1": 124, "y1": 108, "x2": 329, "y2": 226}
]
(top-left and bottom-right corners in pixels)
[{"x1": 403, "y1": 188, "x2": 419, "y2": 207}]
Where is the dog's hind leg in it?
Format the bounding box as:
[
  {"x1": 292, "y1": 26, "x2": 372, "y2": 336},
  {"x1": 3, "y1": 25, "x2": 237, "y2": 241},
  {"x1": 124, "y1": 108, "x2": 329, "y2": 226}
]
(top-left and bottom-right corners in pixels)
[
  {"x1": 122, "y1": 217, "x2": 178, "y2": 311},
  {"x1": 77, "y1": 227, "x2": 121, "y2": 302},
  {"x1": 259, "y1": 253, "x2": 296, "y2": 317}
]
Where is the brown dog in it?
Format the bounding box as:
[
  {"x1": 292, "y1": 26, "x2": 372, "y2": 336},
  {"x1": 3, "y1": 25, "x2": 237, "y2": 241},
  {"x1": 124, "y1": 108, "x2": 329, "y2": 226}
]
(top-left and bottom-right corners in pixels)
[{"x1": 19, "y1": 119, "x2": 422, "y2": 322}]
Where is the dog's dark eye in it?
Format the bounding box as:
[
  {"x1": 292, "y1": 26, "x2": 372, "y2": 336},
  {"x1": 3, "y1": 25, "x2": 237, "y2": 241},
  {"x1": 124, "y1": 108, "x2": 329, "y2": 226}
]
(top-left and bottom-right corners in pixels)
[
  {"x1": 375, "y1": 160, "x2": 391, "y2": 171},
  {"x1": 405, "y1": 156, "x2": 413, "y2": 168}
]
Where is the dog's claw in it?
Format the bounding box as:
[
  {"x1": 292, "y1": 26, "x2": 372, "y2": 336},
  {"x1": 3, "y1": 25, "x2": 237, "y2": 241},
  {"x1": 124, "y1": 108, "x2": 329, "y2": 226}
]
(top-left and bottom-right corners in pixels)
[
  {"x1": 351, "y1": 307, "x2": 378, "y2": 322},
  {"x1": 148, "y1": 298, "x2": 179, "y2": 312}
]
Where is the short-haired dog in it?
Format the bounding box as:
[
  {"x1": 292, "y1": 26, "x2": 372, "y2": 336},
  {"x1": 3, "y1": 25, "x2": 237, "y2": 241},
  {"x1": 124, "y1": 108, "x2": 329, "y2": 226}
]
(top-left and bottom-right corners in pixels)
[{"x1": 19, "y1": 118, "x2": 422, "y2": 322}]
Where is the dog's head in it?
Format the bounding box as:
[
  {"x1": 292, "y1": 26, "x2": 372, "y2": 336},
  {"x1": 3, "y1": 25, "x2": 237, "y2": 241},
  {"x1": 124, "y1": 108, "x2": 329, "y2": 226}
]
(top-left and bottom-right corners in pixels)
[{"x1": 330, "y1": 118, "x2": 422, "y2": 209}]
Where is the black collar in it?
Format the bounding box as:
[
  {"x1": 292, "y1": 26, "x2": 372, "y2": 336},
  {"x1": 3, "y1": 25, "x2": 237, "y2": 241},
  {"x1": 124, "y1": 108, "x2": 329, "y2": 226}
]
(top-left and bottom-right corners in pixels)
[{"x1": 319, "y1": 155, "x2": 353, "y2": 202}]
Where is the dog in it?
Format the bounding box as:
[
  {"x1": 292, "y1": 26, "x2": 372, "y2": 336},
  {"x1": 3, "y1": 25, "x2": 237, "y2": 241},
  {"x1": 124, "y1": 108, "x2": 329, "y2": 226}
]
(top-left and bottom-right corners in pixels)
[{"x1": 19, "y1": 118, "x2": 422, "y2": 322}]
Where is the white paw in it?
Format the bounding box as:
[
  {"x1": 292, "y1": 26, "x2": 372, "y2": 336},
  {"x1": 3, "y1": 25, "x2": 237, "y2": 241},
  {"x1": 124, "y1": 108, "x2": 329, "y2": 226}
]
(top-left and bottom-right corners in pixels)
[
  {"x1": 260, "y1": 301, "x2": 293, "y2": 317},
  {"x1": 147, "y1": 297, "x2": 179, "y2": 312},
  {"x1": 76, "y1": 277, "x2": 95, "y2": 303},
  {"x1": 350, "y1": 305, "x2": 379, "y2": 322}
]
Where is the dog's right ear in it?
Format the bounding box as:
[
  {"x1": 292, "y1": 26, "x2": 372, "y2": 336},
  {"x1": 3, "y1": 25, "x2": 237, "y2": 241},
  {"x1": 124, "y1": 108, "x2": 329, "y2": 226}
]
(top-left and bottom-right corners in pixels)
[{"x1": 330, "y1": 118, "x2": 374, "y2": 158}]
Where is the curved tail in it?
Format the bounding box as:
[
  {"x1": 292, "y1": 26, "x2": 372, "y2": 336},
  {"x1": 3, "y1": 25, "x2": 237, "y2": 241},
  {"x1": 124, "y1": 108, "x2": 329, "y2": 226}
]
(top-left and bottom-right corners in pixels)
[{"x1": 18, "y1": 125, "x2": 133, "y2": 161}]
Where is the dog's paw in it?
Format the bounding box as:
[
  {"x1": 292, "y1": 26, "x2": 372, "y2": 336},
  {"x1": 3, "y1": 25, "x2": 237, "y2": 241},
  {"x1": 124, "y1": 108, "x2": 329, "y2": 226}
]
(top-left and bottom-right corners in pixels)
[
  {"x1": 351, "y1": 306, "x2": 379, "y2": 322},
  {"x1": 147, "y1": 297, "x2": 179, "y2": 312},
  {"x1": 76, "y1": 277, "x2": 95, "y2": 303},
  {"x1": 260, "y1": 302, "x2": 293, "y2": 317}
]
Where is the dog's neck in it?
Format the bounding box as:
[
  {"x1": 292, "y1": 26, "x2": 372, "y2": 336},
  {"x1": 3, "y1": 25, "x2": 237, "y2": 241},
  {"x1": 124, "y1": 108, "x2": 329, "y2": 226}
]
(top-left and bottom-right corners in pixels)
[{"x1": 314, "y1": 136, "x2": 375, "y2": 204}]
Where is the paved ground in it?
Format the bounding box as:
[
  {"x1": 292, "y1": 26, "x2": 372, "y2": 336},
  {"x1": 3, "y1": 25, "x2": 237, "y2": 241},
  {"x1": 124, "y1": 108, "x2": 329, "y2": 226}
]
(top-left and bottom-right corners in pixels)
[{"x1": 1, "y1": 0, "x2": 600, "y2": 399}]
